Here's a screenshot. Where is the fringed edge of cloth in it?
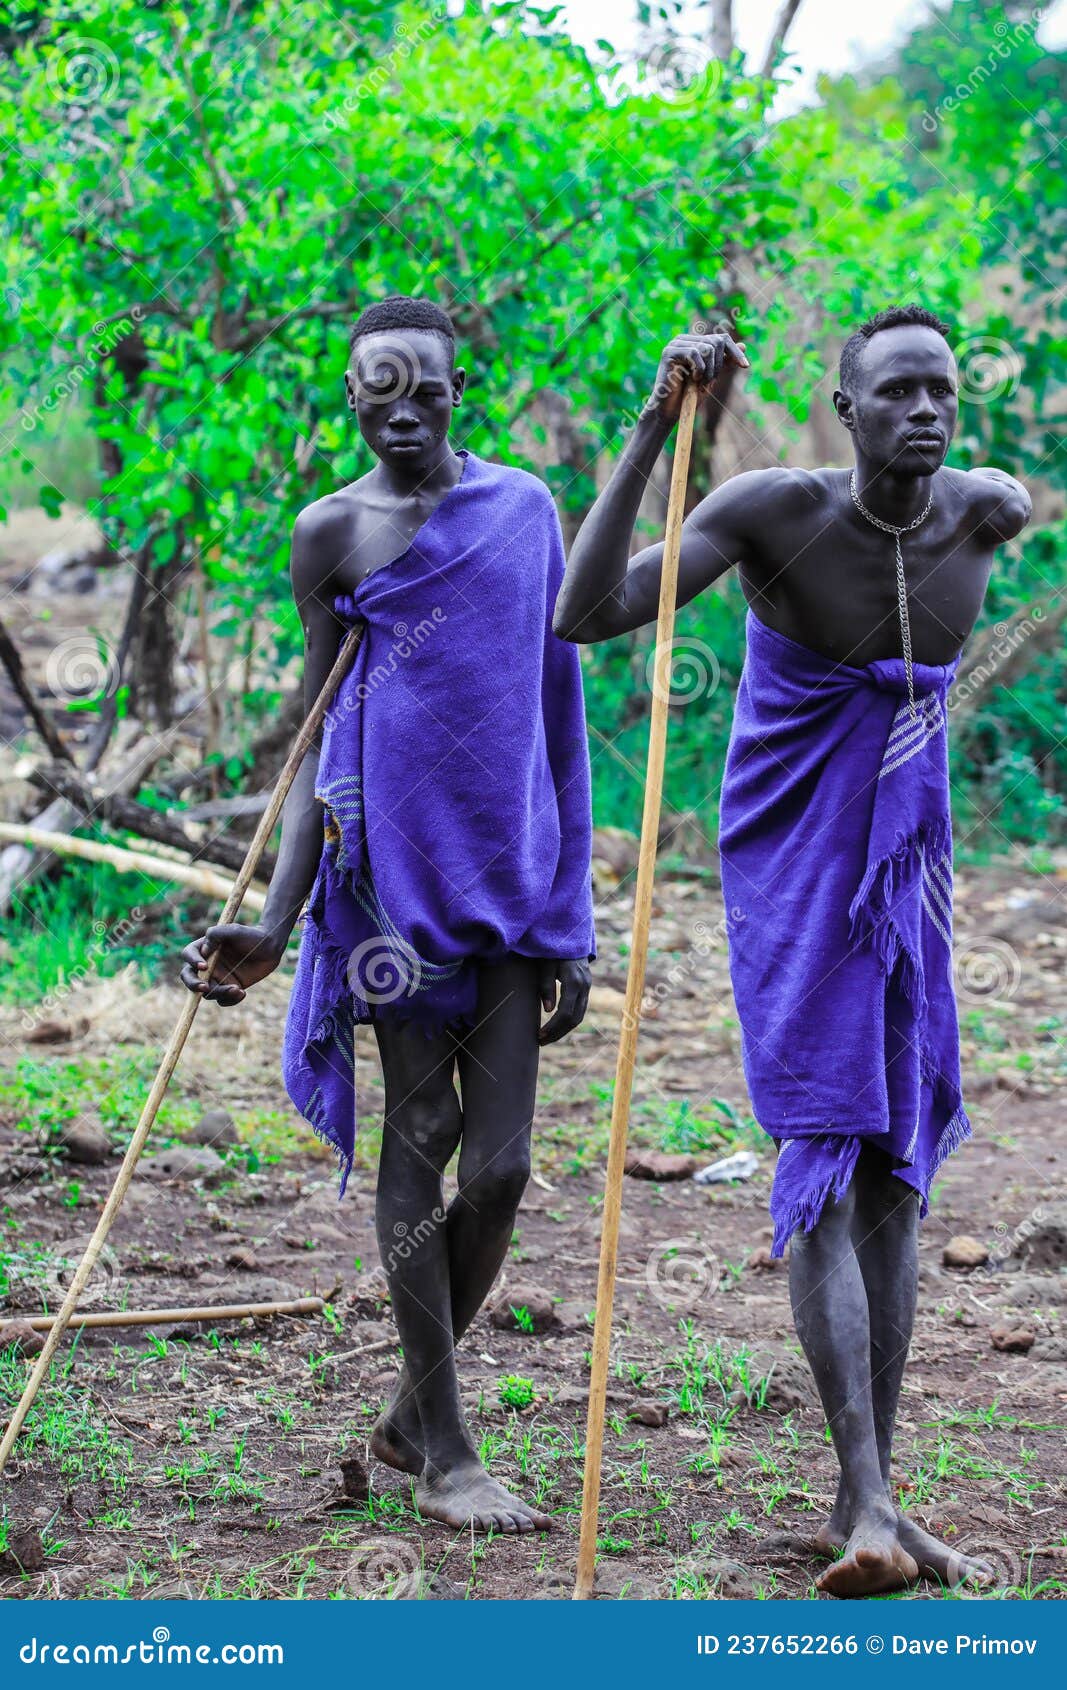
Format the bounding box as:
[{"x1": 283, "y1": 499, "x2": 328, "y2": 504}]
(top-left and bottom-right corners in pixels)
[
  {"x1": 847, "y1": 815, "x2": 953, "y2": 1013},
  {"x1": 769, "y1": 1136, "x2": 863, "y2": 1259}
]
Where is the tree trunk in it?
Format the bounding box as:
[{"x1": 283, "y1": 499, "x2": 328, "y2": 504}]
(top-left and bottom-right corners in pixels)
[
  {"x1": 128, "y1": 547, "x2": 186, "y2": 729},
  {"x1": 710, "y1": 0, "x2": 734, "y2": 60}
]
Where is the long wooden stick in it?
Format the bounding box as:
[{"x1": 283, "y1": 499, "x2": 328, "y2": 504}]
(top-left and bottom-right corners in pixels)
[
  {"x1": 573, "y1": 386, "x2": 699, "y2": 1600},
  {"x1": 0, "y1": 626, "x2": 363, "y2": 1476},
  {"x1": 8, "y1": 1297, "x2": 323, "y2": 1333}
]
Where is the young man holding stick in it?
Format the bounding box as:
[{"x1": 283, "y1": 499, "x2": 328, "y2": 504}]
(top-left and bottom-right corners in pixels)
[
  {"x1": 182, "y1": 296, "x2": 595, "y2": 1534},
  {"x1": 554, "y1": 307, "x2": 1030, "y2": 1596}
]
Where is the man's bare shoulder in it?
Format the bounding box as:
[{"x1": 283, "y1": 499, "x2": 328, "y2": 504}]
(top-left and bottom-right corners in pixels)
[
  {"x1": 293, "y1": 478, "x2": 372, "y2": 542},
  {"x1": 690, "y1": 466, "x2": 836, "y2": 530},
  {"x1": 939, "y1": 464, "x2": 1031, "y2": 542},
  {"x1": 291, "y1": 480, "x2": 374, "y2": 587}
]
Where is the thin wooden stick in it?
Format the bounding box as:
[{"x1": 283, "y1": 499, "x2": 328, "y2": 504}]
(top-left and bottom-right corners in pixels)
[
  {"x1": 0, "y1": 822, "x2": 267, "y2": 909},
  {"x1": 573, "y1": 385, "x2": 699, "y2": 1600},
  {"x1": 0, "y1": 626, "x2": 363, "y2": 1476},
  {"x1": 8, "y1": 1297, "x2": 324, "y2": 1333}
]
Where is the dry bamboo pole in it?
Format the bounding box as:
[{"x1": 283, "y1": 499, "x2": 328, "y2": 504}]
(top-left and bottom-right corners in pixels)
[
  {"x1": 0, "y1": 823, "x2": 267, "y2": 909},
  {"x1": 0, "y1": 625, "x2": 363, "y2": 1476},
  {"x1": 8, "y1": 1297, "x2": 324, "y2": 1333},
  {"x1": 573, "y1": 385, "x2": 699, "y2": 1600}
]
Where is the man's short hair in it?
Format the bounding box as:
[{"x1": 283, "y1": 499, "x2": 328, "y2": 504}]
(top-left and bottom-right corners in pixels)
[
  {"x1": 349, "y1": 295, "x2": 455, "y2": 355},
  {"x1": 839, "y1": 305, "x2": 952, "y2": 392}
]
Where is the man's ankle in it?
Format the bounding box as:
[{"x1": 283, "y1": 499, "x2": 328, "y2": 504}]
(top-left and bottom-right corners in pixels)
[{"x1": 422, "y1": 1440, "x2": 480, "y2": 1478}]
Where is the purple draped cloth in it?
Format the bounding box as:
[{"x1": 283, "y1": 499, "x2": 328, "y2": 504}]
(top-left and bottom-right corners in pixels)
[
  {"x1": 282, "y1": 450, "x2": 596, "y2": 1191},
  {"x1": 719, "y1": 610, "x2": 970, "y2": 1256}
]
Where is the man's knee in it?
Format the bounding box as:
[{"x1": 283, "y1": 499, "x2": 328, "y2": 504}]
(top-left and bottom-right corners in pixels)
[
  {"x1": 854, "y1": 1148, "x2": 919, "y2": 1230},
  {"x1": 790, "y1": 1183, "x2": 856, "y2": 1257},
  {"x1": 386, "y1": 1083, "x2": 462, "y2": 1170},
  {"x1": 459, "y1": 1143, "x2": 531, "y2": 1216}
]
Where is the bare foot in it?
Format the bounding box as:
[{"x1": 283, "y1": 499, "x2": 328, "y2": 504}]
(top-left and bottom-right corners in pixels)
[
  {"x1": 369, "y1": 1373, "x2": 423, "y2": 1476},
  {"x1": 816, "y1": 1506, "x2": 995, "y2": 1589},
  {"x1": 814, "y1": 1507, "x2": 849, "y2": 1558},
  {"x1": 816, "y1": 1509, "x2": 918, "y2": 1598},
  {"x1": 415, "y1": 1456, "x2": 551, "y2": 1535},
  {"x1": 895, "y1": 1516, "x2": 995, "y2": 1588}
]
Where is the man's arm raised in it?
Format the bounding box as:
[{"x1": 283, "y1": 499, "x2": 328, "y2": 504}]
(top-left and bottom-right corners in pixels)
[{"x1": 553, "y1": 330, "x2": 749, "y2": 643}]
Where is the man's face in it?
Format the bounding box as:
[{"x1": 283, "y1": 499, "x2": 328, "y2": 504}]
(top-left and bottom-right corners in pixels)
[
  {"x1": 345, "y1": 329, "x2": 464, "y2": 468},
  {"x1": 835, "y1": 325, "x2": 958, "y2": 475}
]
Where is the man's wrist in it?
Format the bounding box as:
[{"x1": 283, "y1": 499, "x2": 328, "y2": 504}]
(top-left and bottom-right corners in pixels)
[
  {"x1": 634, "y1": 401, "x2": 675, "y2": 443},
  {"x1": 260, "y1": 915, "x2": 296, "y2": 956}
]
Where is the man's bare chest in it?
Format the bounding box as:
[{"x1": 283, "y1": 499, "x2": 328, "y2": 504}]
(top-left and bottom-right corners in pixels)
[
  {"x1": 746, "y1": 515, "x2": 996, "y2": 667},
  {"x1": 330, "y1": 493, "x2": 452, "y2": 591}
]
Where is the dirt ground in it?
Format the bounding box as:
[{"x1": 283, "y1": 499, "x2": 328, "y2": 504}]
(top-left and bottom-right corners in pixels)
[{"x1": 0, "y1": 852, "x2": 1065, "y2": 1602}]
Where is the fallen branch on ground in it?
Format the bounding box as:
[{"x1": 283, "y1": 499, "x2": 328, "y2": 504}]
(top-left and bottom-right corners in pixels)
[
  {"x1": 27, "y1": 763, "x2": 277, "y2": 880},
  {"x1": 5, "y1": 1297, "x2": 324, "y2": 1333},
  {"x1": 0, "y1": 726, "x2": 181, "y2": 914},
  {"x1": 0, "y1": 822, "x2": 267, "y2": 909}
]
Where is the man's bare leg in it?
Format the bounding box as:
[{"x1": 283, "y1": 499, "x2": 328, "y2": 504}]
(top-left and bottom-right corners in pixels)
[
  {"x1": 370, "y1": 957, "x2": 549, "y2": 1531},
  {"x1": 787, "y1": 1174, "x2": 918, "y2": 1596},
  {"x1": 816, "y1": 1146, "x2": 992, "y2": 1586}
]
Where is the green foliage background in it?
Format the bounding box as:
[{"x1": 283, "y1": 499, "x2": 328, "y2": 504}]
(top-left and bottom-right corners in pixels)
[{"x1": 1, "y1": 0, "x2": 1064, "y2": 859}]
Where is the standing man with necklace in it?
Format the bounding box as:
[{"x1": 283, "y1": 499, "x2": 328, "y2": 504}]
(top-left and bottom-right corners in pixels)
[{"x1": 554, "y1": 306, "x2": 1031, "y2": 1596}]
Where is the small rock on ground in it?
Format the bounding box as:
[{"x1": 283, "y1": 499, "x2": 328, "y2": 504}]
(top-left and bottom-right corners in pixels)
[
  {"x1": 627, "y1": 1398, "x2": 670, "y2": 1427},
  {"x1": 734, "y1": 1343, "x2": 817, "y2": 1414},
  {"x1": 694, "y1": 1557, "x2": 756, "y2": 1599},
  {"x1": 624, "y1": 1149, "x2": 701, "y2": 1181},
  {"x1": 54, "y1": 1120, "x2": 111, "y2": 1165},
  {"x1": 26, "y1": 1019, "x2": 75, "y2": 1045},
  {"x1": 340, "y1": 1454, "x2": 370, "y2": 1501},
  {"x1": 139, "y1": 1145, "x2": 225, "y2": 1184},
  {"x1": 0, "y1": 1320, "x2": 46, "y2": 1357},
  {"x1": 0, "y1": 1529, "x2": 46, "y2": 1574},
  {"x1": 193, "y1": 1110, "x2": 239, "y2": 1150},
  {"x1": 990, "y1": 1322, "x2": 1036, "y2": 1354},
  {"x1": 943, "y1": 1234, "x2": 990, "y2": 1269},
  {"x1": 488, "y1": 1286, "x2": 556, "y2": 1333},
  {"x1": 1014, "y1": 1205, "x2": 1067, "y2": 1272}
]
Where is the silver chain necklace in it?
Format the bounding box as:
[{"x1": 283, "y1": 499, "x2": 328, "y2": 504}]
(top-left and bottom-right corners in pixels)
[{"x1": 848, "y1": 471, "x2": 933, "y2": 717}]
